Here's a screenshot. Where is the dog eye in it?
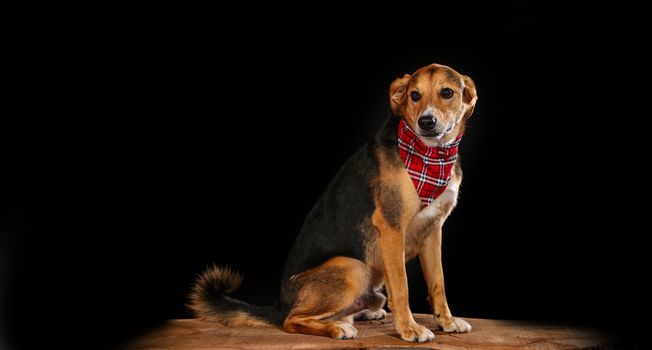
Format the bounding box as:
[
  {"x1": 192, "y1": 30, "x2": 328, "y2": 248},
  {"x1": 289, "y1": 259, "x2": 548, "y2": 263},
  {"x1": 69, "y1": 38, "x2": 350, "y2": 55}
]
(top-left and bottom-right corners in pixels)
[
  {"x1": 440, "y1": 88, "x2": 454, "y2": 99},
  {"x1": 410, "y1": 91, "x2": 421, "y2": 102}
]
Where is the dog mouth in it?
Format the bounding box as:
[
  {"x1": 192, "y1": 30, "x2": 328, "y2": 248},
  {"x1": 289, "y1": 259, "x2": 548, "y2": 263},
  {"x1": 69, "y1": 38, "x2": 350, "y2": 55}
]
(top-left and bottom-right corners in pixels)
[
  {"x1": 420, "y1": 131, "x2": 443, "y2": 138},
  {"x1": 418, "y1": 123, "x2": 454, "y2": 139}
]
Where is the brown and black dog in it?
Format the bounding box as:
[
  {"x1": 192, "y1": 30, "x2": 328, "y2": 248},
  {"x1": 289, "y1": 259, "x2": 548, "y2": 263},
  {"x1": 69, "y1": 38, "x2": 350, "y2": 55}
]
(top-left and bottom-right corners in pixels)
[{"x1": 189, "y1": 63, "x2": 478, "y2": 342}]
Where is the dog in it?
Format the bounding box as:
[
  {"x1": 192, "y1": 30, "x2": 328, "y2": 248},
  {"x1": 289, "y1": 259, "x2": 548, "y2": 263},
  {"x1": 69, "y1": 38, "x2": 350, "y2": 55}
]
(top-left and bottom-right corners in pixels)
[{"x1": 189, "y1": 63, "x2": 478, "y2": 342}]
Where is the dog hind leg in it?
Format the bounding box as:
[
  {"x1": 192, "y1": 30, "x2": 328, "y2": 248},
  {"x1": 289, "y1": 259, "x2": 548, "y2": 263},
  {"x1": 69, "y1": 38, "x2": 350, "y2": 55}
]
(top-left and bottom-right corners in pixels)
[
  {"x1": 354, "y1": 289, "x2": 387, "y2": 320},
  {"x1": 283, "y1": 256, "x2": 371, "y2": 339}
]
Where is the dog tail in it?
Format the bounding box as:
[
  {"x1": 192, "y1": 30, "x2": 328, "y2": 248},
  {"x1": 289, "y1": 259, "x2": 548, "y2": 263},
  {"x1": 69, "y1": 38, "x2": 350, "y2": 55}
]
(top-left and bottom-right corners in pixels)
[{"x1": 188, "y1": 264, "x2": 284, "y2": 327}]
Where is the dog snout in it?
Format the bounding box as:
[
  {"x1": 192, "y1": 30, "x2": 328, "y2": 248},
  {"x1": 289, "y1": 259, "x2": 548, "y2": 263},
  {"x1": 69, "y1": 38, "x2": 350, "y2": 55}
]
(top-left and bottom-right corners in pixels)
[{"x1": 418, "y1": 115, "x2": 437, "y2": 132}]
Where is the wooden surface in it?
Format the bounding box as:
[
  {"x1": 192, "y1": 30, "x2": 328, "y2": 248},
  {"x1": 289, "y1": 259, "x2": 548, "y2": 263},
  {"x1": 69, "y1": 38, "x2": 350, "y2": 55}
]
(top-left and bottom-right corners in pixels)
[{"x1": 124, "y1": 313, "x2": 611, "y2": 349}]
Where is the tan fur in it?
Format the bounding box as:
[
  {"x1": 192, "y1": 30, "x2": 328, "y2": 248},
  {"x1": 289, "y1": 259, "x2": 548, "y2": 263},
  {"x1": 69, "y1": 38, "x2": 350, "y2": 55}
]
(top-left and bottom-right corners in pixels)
[
  {"x1": 389, "y1": 64, "x2": 477, "y2": 147},
  {"x1": 365, "y1": 150, "x2": 421, "y2": 269},
  {"x1": 390, "y1": 74, "x2": 411, "y2": 116},
  {"x1": 368, "y1": 148, "x2": 430, "y2": 338},
  {"x1": 283, "y1": 257, "x2": 370, "y2": 339},
  {"x1": 370, "y1": 145, "x2": 440, "y2": 340}
]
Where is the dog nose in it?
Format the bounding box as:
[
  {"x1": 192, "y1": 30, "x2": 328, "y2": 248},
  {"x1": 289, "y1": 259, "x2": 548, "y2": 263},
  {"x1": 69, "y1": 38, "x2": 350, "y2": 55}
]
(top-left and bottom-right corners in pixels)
[{"x1": 418, "y1": 115, "x2": 437, "y2": 131}]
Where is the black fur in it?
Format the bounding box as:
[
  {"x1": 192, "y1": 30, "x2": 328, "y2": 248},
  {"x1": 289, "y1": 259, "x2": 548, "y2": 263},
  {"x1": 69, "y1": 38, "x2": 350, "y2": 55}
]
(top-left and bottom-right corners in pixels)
[
  {"x1": 443, "y1": 67, "x2": 462, "y2": 88},
  {"x1": 190, "y1": 115, "x2": 404, "y2": 322},
  {"x1": 379, "y1": 186, "x2": 403, "y2": 230},
  {"x1": 280, "y1": 115, "x2": 401, "y2": 311}
]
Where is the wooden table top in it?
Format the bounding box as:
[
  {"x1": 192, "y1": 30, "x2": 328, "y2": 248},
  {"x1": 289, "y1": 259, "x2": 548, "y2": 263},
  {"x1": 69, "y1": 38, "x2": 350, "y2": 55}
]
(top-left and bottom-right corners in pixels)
[{"x1": 124, "y1": 313, "x2": 612, "y2": 349}]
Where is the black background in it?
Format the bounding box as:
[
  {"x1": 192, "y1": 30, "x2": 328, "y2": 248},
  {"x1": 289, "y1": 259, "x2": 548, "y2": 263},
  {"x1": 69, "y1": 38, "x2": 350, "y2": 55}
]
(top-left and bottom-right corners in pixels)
[{"x1": 1, "y1": 2, "x2": 649, "y2": 349}]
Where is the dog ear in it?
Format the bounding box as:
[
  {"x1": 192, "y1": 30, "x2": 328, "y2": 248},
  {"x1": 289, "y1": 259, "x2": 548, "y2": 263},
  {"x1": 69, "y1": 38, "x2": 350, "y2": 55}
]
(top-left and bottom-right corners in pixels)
[
  {"x1": 389, "y1": 74, "x2": 411, "y2": 116},
  {"x1": 462, "y1": 75, "x2": 478, "y2": 120}
]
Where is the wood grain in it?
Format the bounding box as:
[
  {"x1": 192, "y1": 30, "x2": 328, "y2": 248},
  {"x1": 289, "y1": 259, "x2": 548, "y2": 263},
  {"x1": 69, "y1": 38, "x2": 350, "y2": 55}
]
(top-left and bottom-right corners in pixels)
[{"x1": 124, "y1": 313, "x2": 611, "y2": 349}]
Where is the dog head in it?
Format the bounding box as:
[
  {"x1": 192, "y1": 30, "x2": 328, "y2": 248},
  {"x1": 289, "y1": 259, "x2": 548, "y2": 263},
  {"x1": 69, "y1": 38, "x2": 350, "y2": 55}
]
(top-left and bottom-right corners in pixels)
[{"x1": 389, "y1": 64, "x2": 477, "y2": 147}]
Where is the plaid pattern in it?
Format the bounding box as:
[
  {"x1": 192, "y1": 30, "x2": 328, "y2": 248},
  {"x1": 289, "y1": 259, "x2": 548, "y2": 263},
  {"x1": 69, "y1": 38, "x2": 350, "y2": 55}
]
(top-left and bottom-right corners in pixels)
[{"x1": 397, "y1": 120, "x2": 462, "y2": 206}]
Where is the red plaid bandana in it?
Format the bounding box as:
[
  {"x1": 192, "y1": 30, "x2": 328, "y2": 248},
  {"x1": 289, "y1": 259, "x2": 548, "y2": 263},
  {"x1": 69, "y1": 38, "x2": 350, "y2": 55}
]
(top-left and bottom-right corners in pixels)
[{"x1": 397, "y1": 120, "x2": 462, "y2": 206}]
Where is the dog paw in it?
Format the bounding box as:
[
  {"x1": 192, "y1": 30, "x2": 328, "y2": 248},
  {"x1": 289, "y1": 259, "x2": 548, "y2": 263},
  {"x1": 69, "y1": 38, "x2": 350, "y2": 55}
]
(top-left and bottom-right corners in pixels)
[
  {"x1": 355, "y1": 308, "x2": 387, "y2": 321},
  {"x1": 438, "y1": 317, "x2": 472, "y2": 333},
  {"x1": 397, "y1": 322, "x2": 435, "y2": 342},
  {"x1": 331, "y1": 322, "x2": 358, "y2": 340}
]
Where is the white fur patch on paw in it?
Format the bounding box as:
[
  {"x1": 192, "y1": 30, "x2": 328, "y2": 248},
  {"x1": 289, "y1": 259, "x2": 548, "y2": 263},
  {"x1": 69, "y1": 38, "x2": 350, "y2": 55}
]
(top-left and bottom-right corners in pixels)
[
  {"x1": 399, "y1": 322, "x2": 435, "y2": 342},
  {"x1": 333, "y1": 322, "x2": 358, "y2": 340},
  {"x1": 355, "y1": 308, "x2": 387, "y2": 321},
  {"x1": 417, "y1": 327, "x2": 435, "y2": 342},
  {"x1": 441, "y1": 317, "x2": 472, "y2": 333}
]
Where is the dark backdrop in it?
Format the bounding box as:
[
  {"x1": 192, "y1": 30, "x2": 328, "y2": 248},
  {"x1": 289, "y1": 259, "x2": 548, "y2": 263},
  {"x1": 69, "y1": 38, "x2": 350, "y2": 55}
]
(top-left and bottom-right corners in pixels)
[{"x1": 1, "y1": 2, "x2": 649, "y2": 349}]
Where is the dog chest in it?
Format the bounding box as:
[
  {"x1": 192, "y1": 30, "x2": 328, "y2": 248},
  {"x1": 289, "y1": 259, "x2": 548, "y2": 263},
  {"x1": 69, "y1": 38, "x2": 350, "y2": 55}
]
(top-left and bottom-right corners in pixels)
[{"x1": 404, "y1": 174, "x2": 460, "y2": 259}]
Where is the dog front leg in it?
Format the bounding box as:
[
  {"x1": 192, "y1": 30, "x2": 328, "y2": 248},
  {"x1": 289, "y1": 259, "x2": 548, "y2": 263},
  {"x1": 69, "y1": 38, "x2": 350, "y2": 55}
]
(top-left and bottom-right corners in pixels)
[
  {"x1": 419, "y1": 227, "x2": 471, "y2": 333},
  {"x1": 375, "y1": 215, "x2": 434, "y2": 342}
]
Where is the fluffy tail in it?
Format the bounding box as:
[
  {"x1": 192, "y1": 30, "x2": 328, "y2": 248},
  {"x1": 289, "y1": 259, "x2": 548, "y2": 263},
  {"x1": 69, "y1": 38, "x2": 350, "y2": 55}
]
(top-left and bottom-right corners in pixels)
[{"x1": 188, "y1": 264, "x2": 283, "y2": 327}]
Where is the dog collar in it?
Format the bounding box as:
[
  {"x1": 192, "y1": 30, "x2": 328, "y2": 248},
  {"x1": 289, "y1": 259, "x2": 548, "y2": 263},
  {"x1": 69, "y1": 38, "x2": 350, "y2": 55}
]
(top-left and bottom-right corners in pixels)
[{"x1": 397, "y1": 119, "x2": 462, "y2": 206}]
